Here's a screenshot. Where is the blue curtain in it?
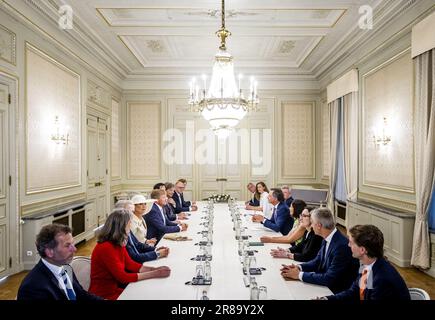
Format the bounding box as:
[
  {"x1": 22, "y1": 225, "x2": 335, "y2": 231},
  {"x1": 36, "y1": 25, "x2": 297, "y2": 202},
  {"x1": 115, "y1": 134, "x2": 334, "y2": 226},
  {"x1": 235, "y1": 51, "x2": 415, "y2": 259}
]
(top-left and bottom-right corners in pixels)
[
  {"x1": 429, "y1": 187, "x2": 435, "y2": 231},
  {"x1": 335, "y1": 98, "x2": 347, "y2": 202}
]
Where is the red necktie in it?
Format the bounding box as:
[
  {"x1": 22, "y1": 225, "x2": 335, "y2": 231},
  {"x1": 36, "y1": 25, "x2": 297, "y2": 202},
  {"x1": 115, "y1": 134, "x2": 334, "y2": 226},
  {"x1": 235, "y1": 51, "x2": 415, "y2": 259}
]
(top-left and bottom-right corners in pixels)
[{"x1": 359, "y1": 269, "x2": 368, "y2": 300}]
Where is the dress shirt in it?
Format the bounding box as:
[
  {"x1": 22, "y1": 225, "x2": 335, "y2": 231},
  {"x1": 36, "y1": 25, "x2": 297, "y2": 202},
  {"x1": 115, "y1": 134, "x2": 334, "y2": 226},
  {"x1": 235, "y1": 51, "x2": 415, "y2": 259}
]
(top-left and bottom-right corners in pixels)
[
  {"x1": 175, "y1": 192, "x2": 191, "y2": 211},
  {"x1": 360, "y1": 259, "x2": 376, "y2": 289},
  {"x1": 156, "y1": 203, "x2": 182, "y2": 232},
  {"x1": 41, "y1": 258, "x2": 76, "y2": 299},
  {"x1": 131, "y1": 214, "x2": 147, "y2": 243},
  {"x1": 298, "y1": 228, "x2": 338, "y2": 281}
]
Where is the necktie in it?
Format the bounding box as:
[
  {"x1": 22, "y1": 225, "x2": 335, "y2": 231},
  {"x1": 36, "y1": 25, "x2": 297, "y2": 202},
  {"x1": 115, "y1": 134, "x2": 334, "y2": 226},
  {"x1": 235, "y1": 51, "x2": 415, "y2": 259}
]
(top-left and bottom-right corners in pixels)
[
  {"x1": 359, "y1": 269, "x2": 368, "y2": 300},
  {"x1": 319, "y1": 240, "x2": 327, "y2": 270},
  {"x1": 60, "y1": 269, "x2": 76, "y2": 300},
  {"x1": 272, "y1": 207, "x2": 277, "y2": 221}
]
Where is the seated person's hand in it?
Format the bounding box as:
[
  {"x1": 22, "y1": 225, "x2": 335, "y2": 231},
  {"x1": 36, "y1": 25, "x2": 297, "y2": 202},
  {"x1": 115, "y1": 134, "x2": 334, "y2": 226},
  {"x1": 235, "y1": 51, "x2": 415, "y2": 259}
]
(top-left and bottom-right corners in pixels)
[
  {"x1": 177, "y1": 212, "x2": 188, "y2": 220},
  {"x1": 260, "y1": 236, "x2": 271, "y2": 243},
  {"x1": 192, "y1": 201, "x2": 196, "y2": 205},
  {"x1": 154, "y1": 266, "x2": 171, "y2": 278},
  {"x1": 156, "y1": 247, "x2": 170, "y2": 258},
  {"x1": 180, "y1": 223, "x2": 188, "y2": 231},
  {"x1": 146, "y1": 238, "x2": 157, "y2": 246},
  {"x1": 280, "y1": 264, "x2": 300, "y2": 280},
  {"x1": 191, "y1": 205, "x2": 198, "y2": 211},
  {"x1": 168, "y1": 198, "x2": 176, "y2": 206},
  {"x1": 270, "y1": 248, "x2": 290, "y2": 258},
  {"x1": 251, "y1": 214, "x2": 264, "y2": 223}
]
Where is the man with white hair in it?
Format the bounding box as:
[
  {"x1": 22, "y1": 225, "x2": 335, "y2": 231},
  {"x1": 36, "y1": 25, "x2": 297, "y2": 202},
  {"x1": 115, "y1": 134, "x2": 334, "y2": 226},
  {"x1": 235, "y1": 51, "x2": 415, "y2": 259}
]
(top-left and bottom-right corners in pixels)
[
  {"x1": 281, "y1": 185, "x2": 294, "y2": 207},
  {"x1": 280, "y1": 207, "x2": 359, "y2": 294}
]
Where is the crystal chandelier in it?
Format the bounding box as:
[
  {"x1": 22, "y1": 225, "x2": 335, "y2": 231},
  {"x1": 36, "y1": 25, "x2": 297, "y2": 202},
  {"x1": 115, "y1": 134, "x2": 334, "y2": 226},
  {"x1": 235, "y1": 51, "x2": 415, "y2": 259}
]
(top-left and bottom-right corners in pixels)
[{"x1": 188, "y1": 0, "x2": 259, "y2": 139}]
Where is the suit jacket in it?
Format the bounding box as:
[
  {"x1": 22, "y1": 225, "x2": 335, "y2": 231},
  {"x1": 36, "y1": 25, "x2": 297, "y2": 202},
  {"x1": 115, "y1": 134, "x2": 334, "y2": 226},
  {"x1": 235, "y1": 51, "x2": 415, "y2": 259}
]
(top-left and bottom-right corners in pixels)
[
  {"x1": 172, "y1": 192, "x2": 190, "y2": 213},
  {"x1": 300, "y1": 230, "x2": 359, "y2": 294},
  {"x1": 17, "y1": 259, "x2": 102, "y2": 300},
  {"x1": 285, "y1": 196, "x2": 294, "y2": 208},
  {"x1": 181, "y1": 193, "x2": 191, "y2": 207},
  {"x1": 125, "y1": 232, "x2": 158, "y2": 263},
  {"x1": 289, "y1": 230, "x2": 323, "y2": 262},
  {"x1": 164, "y1": 203, "x2": 177, "y2": 221},
  {"x1": 327, "y1": 258, "x2": 410, "y2": 300},
  {"x1": 248, "y1": 194, "x2": 260, "y2": 206},
  {"x1": 263, "y1": 201, "x2": 293, "y2": 235},
  {"x1": 144, "y1": 203, "x2": 181, "y2": 242}
]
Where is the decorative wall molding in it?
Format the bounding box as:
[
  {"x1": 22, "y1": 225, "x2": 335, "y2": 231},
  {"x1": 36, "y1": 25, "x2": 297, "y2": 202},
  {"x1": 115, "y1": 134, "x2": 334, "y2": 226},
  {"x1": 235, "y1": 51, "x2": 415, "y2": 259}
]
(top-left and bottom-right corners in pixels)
[
  {"x1": 280, "y1": 101, "x2": 316, "y2": 179},
  {"x1": 25, "y1": 43, "x2": 81, "y2": 194},
  {"x1": 321, "y1": 100, "x2": 330, "y2": 179},
  {"x1": 361, "y1": 49, "x2": 415, "y2": 194},
  {"x1": 358, "y1": 192, "x2": 416, "y2": 213},
  {"x1": 127, "y1": 101, "x2": 162, "y2": 180},
  {"x1": 20, "y1": 192, "x2": 86, "y2": 217},
  {"x1": 0, "y1": 24, "x2": 16, "y2": 65},
  {"x1": 111, "y1": 98, "x2": 121, "y2": 180}
]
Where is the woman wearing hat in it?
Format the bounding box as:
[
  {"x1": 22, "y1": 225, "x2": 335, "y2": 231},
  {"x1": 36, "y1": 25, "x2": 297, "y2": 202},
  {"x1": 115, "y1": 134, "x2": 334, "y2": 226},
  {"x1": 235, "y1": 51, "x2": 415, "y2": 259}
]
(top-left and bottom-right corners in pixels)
[{"x1": 130, "y1": 194, "x2": 157, "y2": 246}]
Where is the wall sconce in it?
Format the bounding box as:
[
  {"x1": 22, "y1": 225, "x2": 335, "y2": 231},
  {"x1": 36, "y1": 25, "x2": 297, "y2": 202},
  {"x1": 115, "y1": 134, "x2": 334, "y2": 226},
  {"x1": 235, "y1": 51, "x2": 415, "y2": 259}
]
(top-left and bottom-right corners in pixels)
[
  {"x1": 373, "y1": 117, "x2": 391, "y2": 146},
  {"x1": 51, "y1": 115, "x2": 69, "y2": 145}
]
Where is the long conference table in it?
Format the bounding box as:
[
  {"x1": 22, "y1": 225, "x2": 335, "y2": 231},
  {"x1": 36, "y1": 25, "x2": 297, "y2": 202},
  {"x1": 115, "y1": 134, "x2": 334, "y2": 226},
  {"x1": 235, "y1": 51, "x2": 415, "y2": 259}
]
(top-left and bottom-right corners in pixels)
[{"x1": 119, "y1": 202, "x2": 332, "y2": 300}]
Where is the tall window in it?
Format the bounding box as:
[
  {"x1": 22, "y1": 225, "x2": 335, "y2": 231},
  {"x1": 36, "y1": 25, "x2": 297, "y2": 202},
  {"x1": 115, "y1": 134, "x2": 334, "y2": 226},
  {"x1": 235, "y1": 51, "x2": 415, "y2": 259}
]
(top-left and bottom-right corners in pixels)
[
  {"x1": 429, "y1": 187, "x2": 435, "y2": 231},
  {"x1": 335, "y1": 98, "x2": 347, "y2": 203}
]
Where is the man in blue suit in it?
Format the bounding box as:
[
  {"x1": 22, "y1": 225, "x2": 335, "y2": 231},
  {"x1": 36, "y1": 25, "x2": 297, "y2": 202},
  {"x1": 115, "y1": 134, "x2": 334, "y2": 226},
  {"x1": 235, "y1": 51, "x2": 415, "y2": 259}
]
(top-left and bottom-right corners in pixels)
[
  {"x1": 281, "y1": 185, "x2": 294, "y2": 208},
  {"x1": 245, "y1": 182, "x2": 260, "y2": 206},
  {"x1": 252, "y1": 188, "x2": 293, "y2": 235},
  {"x1": 145, "y1": 189, "x2": 188, "y2": 243},
  {"x1": 325, "y1": 224, "x2": 410, "y2": 300},
  {"x1": 17, "y1": 224, "x2": 102, "y2": 300},
  {"x1": 126, "y1": 231, "x2": 170, "y2": 263},
  {"x1": 172, "y1": 179, "x2": 198, "y2": 213},
  {"x1": 281, "y1": 208, "x2": 359, "y2": 294}
]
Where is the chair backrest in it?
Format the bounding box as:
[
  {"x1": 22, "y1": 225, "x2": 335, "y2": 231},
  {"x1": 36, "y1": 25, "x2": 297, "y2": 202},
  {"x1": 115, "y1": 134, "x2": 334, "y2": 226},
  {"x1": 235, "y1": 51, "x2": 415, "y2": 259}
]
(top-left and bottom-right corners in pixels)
[
  {"x1": 70, "y1": 256, "x2": 91, "y2": 291},
  {"x1": 409, "y1": 288, "x2": 430, "y2": 300}
]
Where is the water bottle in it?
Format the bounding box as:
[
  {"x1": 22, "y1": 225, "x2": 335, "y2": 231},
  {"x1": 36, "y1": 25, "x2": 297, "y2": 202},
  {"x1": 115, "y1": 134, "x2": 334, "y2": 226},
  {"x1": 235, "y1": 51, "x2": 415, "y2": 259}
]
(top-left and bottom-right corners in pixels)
[
  {"x1": 204, "y1": 261, "x2": 211, "y2": 281},
  {"x1": 200, "y1": 290, "x2": 210, "y2": 300},
  {"x1": 250, "y1": 282, "x2": 259, "y2": 300}
]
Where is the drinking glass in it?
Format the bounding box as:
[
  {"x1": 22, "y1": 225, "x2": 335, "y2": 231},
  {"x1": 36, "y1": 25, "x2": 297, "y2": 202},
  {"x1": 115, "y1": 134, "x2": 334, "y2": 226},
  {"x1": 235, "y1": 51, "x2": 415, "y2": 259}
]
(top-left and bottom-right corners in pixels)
[
  {"x1": 258, "y1": 286, "x2": 267, "y2": 300},
  {"x1": 196, "y1": 264, "x2": 204, "y2": 278}
]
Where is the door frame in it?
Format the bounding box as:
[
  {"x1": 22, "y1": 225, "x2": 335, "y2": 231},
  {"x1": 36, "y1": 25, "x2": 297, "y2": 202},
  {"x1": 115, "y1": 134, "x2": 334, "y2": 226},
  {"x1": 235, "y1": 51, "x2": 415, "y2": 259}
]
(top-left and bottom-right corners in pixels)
[{"x1": 0, "y1": 70, "x2": 19, "y2": 277}]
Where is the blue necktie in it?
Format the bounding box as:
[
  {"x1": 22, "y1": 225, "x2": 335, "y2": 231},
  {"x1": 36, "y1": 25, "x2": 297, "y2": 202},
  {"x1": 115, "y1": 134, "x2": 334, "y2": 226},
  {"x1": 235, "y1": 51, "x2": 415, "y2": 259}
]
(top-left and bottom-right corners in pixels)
[
  {"x1": 272, "y1": 207, "x2": 277, "y2": 221},
  {"x1": 60, "y1": 269, "x2": 76, "y2": 300},
  {"x1": 319, "y1": 240, "x2": 327, "y2": 270}
]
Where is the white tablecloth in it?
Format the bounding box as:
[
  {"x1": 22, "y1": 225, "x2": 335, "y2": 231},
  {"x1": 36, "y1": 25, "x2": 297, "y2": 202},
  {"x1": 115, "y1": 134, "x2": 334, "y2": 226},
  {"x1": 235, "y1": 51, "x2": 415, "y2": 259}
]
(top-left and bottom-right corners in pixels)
[{"x1": 118, "y1": 202, "x2": 332, "y2": 300}]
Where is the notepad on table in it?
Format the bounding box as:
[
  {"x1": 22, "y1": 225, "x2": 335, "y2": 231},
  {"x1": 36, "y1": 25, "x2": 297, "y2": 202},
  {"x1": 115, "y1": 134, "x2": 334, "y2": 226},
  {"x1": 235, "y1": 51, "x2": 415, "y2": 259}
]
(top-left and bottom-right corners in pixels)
[{"x1": 163, "y1": 233, "x2": 192, "y2": 241}]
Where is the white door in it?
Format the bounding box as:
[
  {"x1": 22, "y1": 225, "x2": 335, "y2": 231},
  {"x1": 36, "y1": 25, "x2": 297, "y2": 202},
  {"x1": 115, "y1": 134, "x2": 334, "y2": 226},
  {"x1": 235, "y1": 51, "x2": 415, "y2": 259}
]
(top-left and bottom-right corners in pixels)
[
  {"x1": 0, "y1": 83, "x2": 10, "y2": 278},
  {"x1": 87, "y1": 114, "x2": 109, "y2": 229}
]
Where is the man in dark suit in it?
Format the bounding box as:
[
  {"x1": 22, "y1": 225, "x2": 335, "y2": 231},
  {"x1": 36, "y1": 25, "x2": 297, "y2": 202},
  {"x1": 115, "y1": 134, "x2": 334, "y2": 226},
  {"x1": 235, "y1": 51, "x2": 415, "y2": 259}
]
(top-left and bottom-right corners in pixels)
[
  {"x1": 281, "y1": 185, "x2": 294, "y2": 208},
  {"x1": 172, "y1": 179, "x2": 198, "y2": 213},
  {"x1": 245, "y1": 182, "x2": 260, "y2": 206},
  {"x1": 165, "y1": 182, "x2": 188, "y2": 222},
  {"x1": 252, "y1": 188, "x2": 293, "y2": 235},
  {"x1": 281, "y1": 208, "x2": 359, "y2": 294},
  {"x1": 325, "y1": 224, "x2": 410, "y2": 300},
  {"x1": 145, "y1": 189, "x2": 188, "y2": 242},
  {"x1": 17, "y1": 224, "x2": 102, "y2": 300},
  {"x1": 126, "y1": 231, "x2": 170, "y2": 263}
]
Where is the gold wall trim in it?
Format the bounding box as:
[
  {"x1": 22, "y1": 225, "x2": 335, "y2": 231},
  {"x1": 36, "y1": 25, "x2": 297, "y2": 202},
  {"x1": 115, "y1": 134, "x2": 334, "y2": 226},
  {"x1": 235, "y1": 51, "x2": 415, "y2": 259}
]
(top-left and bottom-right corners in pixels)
[
  {"x1": 0, "y1": 23, "x2": 17, "y2": 65},
  {"x1": 24, "y1": 42, "x2": 82, "y2": 195},
  {"x1": 358, "y1": 192, "x2": 416, "y2": 213},
  {"x1": 361, "y1": 47, "x2": 415, "y2": 195},
  {"x1": 279, "y1": 100, "x2": 316, "y2": 179},
  {"x1": 21, "y1": 193, "x2": 86, "y2": 217}
]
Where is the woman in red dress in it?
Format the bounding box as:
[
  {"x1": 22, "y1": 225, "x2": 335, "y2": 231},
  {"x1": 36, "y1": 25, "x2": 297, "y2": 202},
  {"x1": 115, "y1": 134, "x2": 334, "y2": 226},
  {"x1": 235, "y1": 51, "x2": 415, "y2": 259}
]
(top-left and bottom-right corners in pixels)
[{"x1": 89, "y1": 208, "x2": 171, "y2": 300}]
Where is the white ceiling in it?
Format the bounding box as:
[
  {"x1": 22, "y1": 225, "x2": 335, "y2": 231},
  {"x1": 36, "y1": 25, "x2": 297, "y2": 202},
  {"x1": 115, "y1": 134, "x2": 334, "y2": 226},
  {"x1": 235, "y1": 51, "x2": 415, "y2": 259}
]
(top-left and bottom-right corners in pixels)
[
  {"x1": 8, "y1": 0, "x2": 426, "y2": 88},
  {"x1": 63, "y1": 0, "x2": 385, "y2": 78}
]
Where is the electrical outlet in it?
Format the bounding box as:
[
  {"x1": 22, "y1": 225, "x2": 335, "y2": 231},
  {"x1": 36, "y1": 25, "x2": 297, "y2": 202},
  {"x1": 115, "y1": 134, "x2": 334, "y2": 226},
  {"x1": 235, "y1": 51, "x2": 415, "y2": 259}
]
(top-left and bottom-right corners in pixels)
[{"x1": 26, "y1": 251, "x2": 33, "y2": 256}]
